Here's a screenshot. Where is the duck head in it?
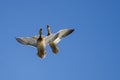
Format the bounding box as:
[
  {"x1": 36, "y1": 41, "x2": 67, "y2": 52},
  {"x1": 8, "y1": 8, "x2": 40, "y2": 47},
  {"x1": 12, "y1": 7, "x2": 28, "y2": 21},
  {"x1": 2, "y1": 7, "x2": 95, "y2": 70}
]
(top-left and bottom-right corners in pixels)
[
  {"x1": 37, "y1": 28, "x2": 43, "y2": 41},
  {"x1": 47, "y1": 25, "x2": 51, "y2": 36},
  {"x1": 39, "y1": 28, "x2": 42, "y2": 36}
]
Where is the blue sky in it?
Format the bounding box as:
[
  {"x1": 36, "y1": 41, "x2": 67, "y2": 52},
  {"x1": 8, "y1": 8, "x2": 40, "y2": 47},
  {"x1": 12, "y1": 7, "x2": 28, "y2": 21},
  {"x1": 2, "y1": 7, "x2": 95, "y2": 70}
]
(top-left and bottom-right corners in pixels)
[{"x1": 0, "y1": 0, "x2": 120, "y2": 80}]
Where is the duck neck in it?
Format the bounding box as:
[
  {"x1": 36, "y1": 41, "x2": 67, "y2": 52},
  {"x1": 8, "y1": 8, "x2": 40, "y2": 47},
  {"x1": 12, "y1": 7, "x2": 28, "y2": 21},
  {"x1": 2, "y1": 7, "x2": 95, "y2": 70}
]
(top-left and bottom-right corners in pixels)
[
  {"x1": 47, "y1": 30, "x2": 51, "y2": 36},
  {"x1": 39, "y1": 28, "x2": 43, "y2": 40},
  {"x1": 40, "y1": 32, "x2": 42, "y2": 39}
]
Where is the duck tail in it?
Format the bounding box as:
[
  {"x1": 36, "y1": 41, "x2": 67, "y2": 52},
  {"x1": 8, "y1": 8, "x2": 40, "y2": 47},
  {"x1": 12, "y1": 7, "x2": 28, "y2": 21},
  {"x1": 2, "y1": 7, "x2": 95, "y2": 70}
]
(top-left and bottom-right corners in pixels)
[{"x1": 37, "y1": 50, "x2": 46, "y2": 59}]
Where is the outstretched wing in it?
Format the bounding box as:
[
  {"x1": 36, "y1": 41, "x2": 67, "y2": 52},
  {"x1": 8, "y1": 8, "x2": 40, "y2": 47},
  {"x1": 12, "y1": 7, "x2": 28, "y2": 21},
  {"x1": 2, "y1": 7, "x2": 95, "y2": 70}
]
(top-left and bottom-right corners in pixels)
[
  {"x1": 16, "y1": 36, "x2": 38, "y2": 47},
  {"x1": 16, "y1": 33, "x2": 59, "y2": 47},
  {"x1": 53, "y1": 29, "x2": 74, "y2": 44},
  {"x1": 57, "y1": 29, "x2": 74, "y2": 39}
]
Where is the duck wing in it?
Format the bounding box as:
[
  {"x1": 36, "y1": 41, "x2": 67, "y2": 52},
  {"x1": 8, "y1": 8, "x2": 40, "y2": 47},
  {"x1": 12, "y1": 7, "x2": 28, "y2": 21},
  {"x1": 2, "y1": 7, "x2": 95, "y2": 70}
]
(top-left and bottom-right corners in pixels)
[
  {"x1": 53, "y1": 29, "x2": 74, "y2": 44},
  {"x1": 16, "y1": 33, "x2": 59, "y2": 47},
  {"x1": 16, "y1": 36, "x2": 39, "y2": 47},
  {"x1": 58, "y1": 29, "x2": 74, "y2": 39}
]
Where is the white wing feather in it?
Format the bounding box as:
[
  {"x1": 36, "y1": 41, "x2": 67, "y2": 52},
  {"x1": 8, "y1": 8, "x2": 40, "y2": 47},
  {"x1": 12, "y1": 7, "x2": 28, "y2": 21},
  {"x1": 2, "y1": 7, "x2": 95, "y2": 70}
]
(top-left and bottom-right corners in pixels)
[{"x1": 16, "y1": 34, "x2": 59, "y2": 47}]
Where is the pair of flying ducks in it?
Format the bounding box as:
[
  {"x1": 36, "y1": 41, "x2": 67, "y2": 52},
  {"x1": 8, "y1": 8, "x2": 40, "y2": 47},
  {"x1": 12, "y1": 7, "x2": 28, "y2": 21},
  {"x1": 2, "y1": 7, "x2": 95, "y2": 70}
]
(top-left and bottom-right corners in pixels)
[{"x1": 16, "y1": 25, "x2": 74, "y2": 58}]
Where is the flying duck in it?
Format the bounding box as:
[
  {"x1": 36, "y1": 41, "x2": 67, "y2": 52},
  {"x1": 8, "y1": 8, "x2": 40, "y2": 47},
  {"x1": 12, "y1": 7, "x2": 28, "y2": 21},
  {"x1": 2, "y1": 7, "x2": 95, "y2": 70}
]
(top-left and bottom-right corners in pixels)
[
  {"x1": 37, "y1": 28, "x2": 46, "y2": 58},
  {"x1": 47, "y1": 25, "x2": 58, "y2": 54},
  {"x1": 47, "y1": 25, "x2": 74, "y2": 54}
]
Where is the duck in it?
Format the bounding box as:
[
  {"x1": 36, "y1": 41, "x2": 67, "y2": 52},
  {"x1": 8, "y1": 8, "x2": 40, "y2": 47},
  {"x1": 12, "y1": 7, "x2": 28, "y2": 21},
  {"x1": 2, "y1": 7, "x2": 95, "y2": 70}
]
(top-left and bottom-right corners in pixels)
[
  {"x1": 47, "y1": 25, "x2": 58, "y2": 54},
  {"x1": 16, "y1": 25, "x2": 74, "y2": 58},
  {"x1": 37, "y1": 28, "x2": 46, "y2": 58},
  {"x1": 47, "y1": 25, "x2": 74, "y2": 54}
]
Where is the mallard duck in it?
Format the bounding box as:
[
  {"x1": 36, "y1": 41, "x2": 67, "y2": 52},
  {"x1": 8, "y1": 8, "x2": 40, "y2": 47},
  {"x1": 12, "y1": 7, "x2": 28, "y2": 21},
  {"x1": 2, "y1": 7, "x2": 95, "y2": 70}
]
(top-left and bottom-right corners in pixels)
[
  {"x1": 47, "y1": 25, "x2": 74, "y2": 54},
  {"x1": 47, "y1": 25, "x2": 58, "y2": 54},
  {"x1": 37, "y1": 28, "x2": 46, "y2": 58}
]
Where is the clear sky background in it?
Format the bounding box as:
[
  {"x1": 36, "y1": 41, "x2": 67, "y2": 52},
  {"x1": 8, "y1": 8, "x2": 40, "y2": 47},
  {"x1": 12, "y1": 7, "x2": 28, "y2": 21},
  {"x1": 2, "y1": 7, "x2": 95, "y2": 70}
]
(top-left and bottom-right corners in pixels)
[{"x1": 0, "y1": 0, "x2": 120, "y2": 80}]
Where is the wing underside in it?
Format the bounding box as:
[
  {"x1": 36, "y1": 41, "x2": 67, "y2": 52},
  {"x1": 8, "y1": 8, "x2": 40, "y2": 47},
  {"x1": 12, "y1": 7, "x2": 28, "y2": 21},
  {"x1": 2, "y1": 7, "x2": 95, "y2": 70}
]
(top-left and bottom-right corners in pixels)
[
  {"x1": 16, "y1": 36, "x2": 38, "y2": 47},
  {"x1": 16, "y1": 33, "x2": 59, "y2": 47}
]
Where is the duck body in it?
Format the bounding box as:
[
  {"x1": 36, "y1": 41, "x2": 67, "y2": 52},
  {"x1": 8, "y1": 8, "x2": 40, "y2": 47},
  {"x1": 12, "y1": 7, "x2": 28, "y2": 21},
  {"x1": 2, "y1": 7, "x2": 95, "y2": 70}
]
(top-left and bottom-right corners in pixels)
[
  {"x1": 37, "y1": 36, "x2": 46, "y2": 58},
  {"x1": 36, "y1": 28, "x2": 47, "y2": 58}
]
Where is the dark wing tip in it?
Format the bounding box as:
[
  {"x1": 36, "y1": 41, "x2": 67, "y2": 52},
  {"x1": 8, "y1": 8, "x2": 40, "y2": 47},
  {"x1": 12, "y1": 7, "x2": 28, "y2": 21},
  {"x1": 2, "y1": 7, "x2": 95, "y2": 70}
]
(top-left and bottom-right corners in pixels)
[
  {"x1": 16, "y1": 37, "x2": 29, "y2": 45},
  {"x1": 70, "y1": 29, "x2": 75, "y2": 33},
  {"x1": 61, "y1": 28, "x2": 75, "y2": 38},
  {"x1": 16, "y1": 37, "x2": 24, "y2": 44}
]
